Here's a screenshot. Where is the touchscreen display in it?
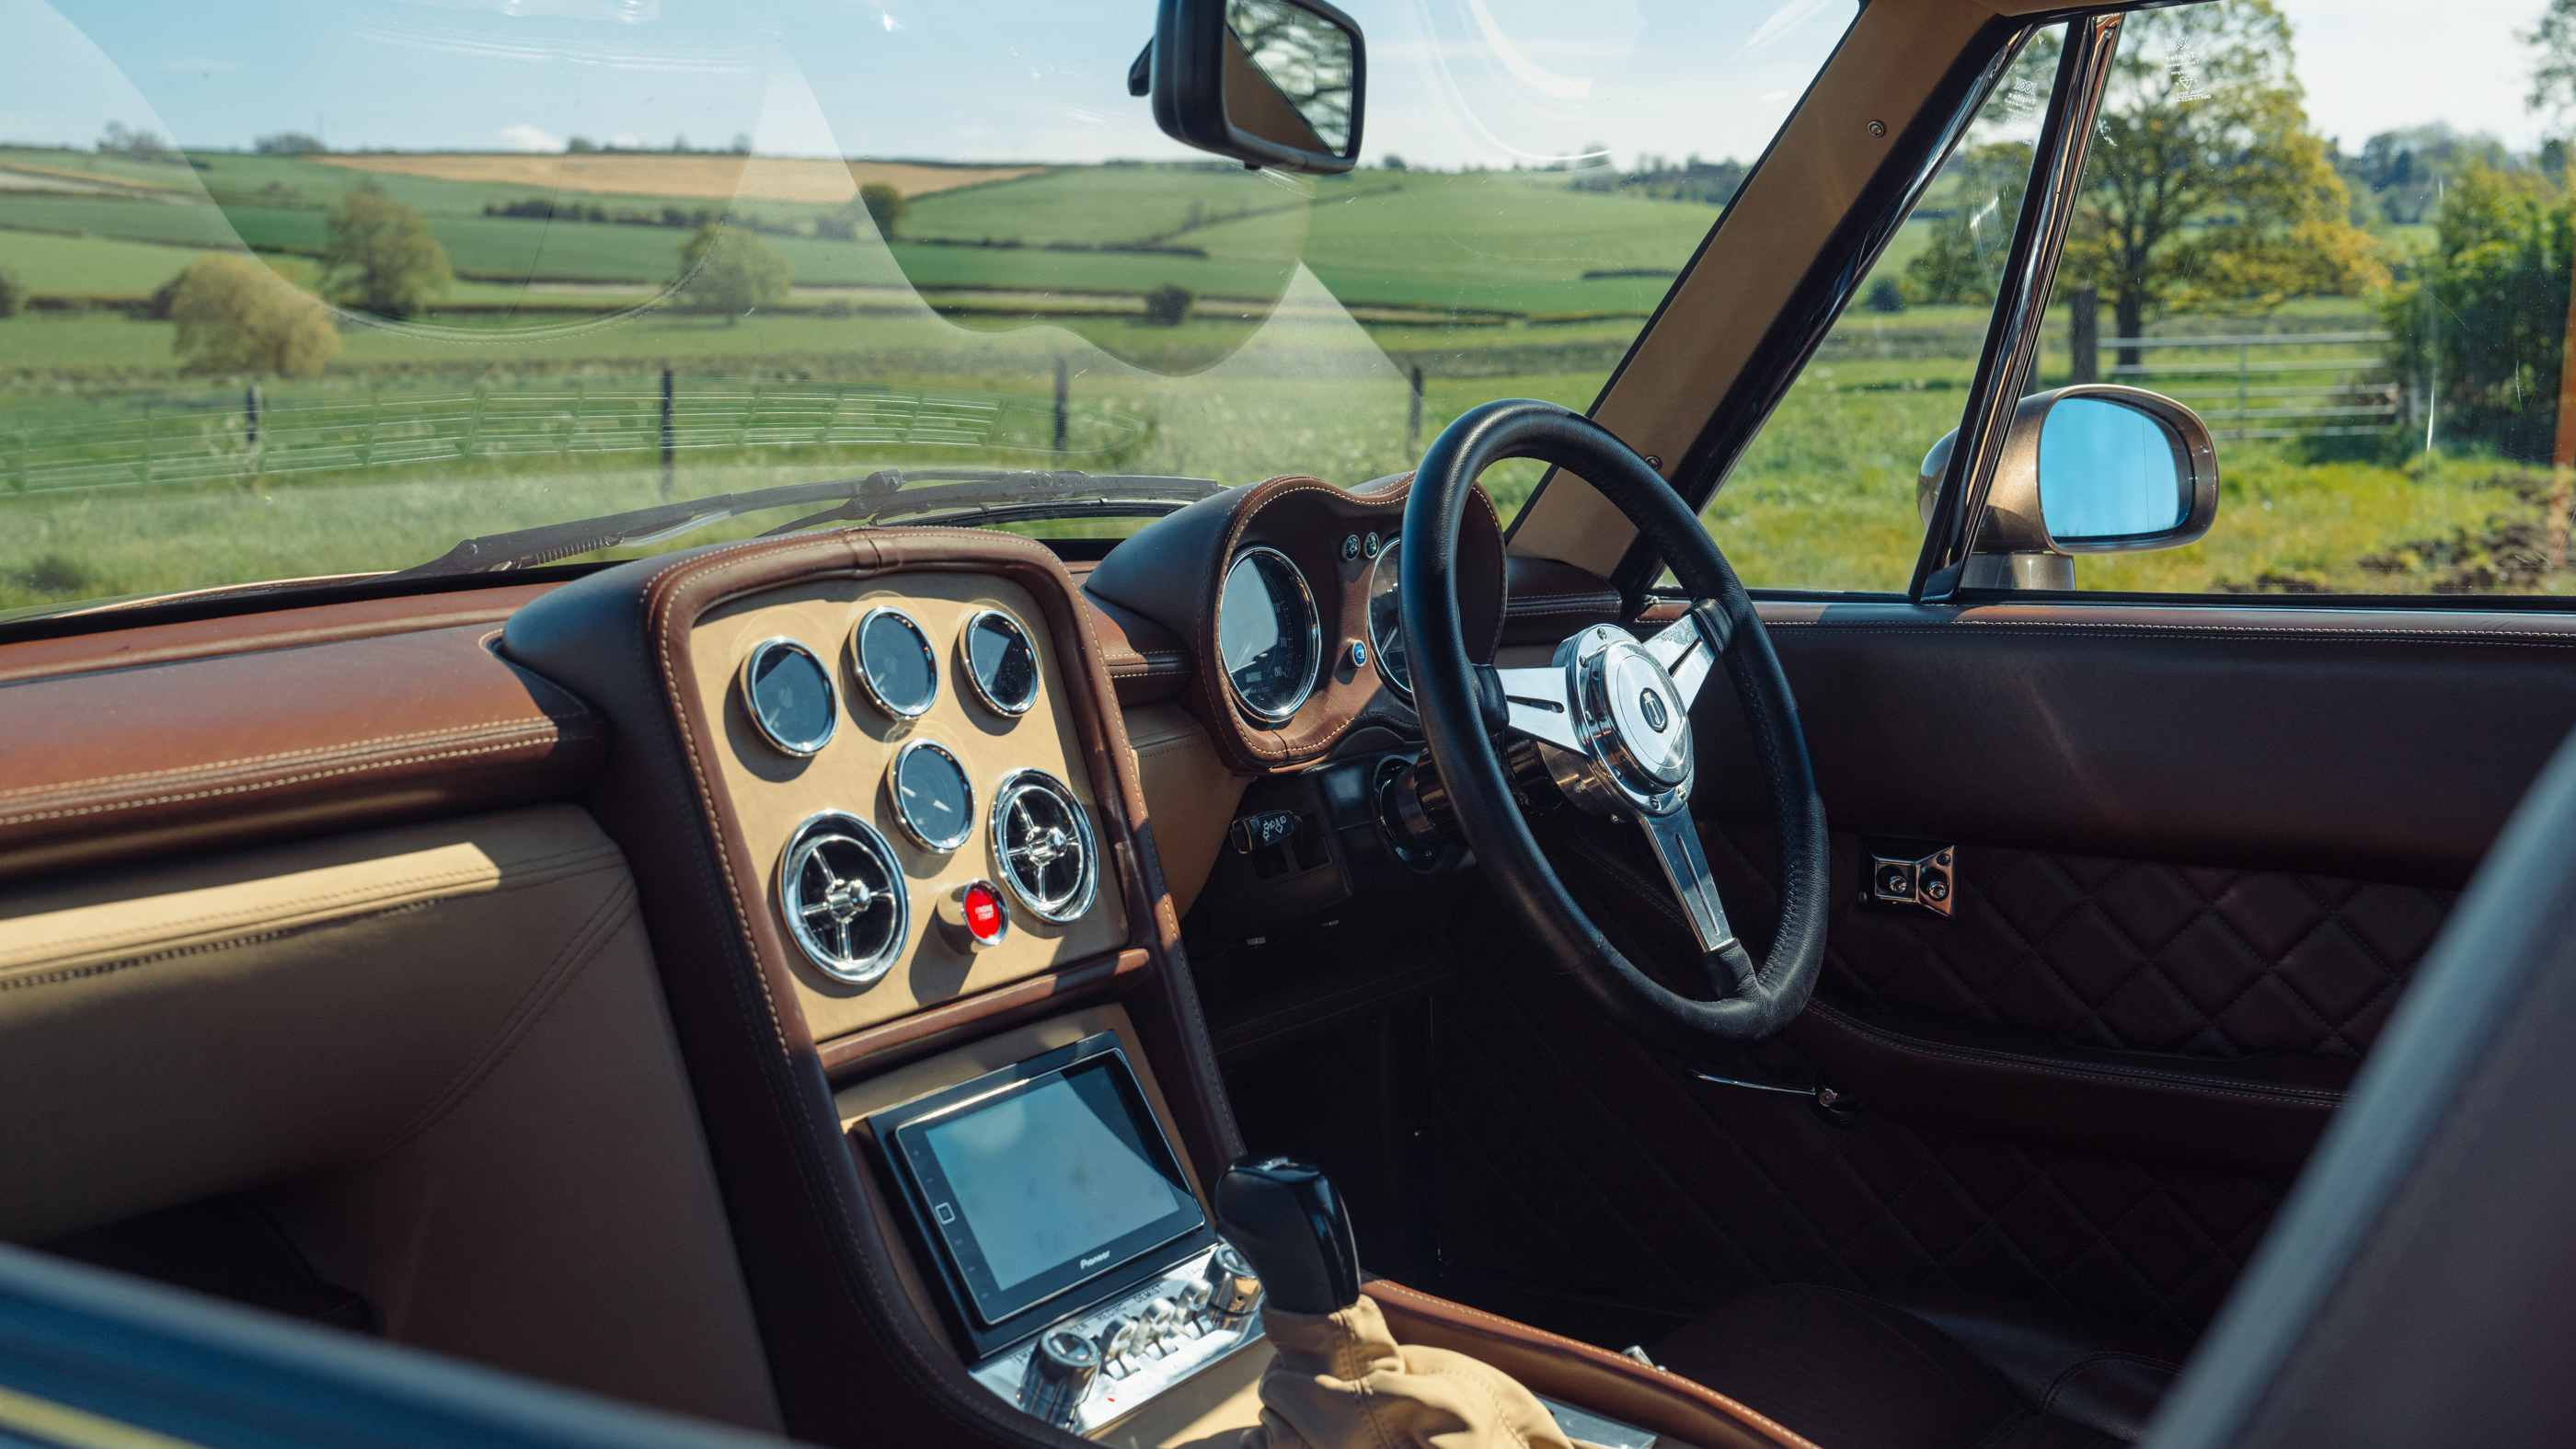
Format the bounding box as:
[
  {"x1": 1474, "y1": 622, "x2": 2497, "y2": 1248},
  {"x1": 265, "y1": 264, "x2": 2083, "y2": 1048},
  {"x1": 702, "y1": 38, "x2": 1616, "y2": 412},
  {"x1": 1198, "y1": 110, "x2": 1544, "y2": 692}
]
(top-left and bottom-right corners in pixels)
[{"x1": 891, "y1": 1051, "x2": 1204, "y2": 1327}]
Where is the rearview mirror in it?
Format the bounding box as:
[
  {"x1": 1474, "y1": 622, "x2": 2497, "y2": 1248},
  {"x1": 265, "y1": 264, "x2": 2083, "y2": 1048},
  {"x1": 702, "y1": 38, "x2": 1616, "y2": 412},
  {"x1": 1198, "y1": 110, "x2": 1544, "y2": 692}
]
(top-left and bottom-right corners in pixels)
[
  {"x1": 1916, "y1": 385, "x2": 2219, "y2": 590},
  {"x1": 1140, "y1": 0, "x2": 1364, "y2": 175}
]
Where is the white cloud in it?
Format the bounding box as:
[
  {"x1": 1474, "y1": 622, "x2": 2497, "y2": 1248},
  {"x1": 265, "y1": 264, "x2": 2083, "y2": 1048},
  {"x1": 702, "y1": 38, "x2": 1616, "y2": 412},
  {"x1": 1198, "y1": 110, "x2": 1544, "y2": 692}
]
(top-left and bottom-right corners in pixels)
[
  {"x1": 498, "y1": 121, "x2": 565, "y2": 152},
  {"x1": 608, "y1": 132, "x2": 640, "y2": 148}
]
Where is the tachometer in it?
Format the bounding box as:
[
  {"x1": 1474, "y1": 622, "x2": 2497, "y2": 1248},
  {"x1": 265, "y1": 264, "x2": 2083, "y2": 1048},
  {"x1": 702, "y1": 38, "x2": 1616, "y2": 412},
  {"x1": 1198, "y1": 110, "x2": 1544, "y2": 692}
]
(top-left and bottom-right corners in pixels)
[
  {"x1": 1364, "y1": 535, "x2": 1409, "y2": 701},
  {"x1": 1217, "y1": 546, "x2": 1320, "y2": 724}
]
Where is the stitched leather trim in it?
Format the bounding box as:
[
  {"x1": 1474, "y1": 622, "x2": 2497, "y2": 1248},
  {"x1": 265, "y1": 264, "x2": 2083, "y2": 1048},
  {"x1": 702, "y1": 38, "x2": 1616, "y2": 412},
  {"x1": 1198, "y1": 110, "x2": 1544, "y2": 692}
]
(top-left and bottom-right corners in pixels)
[{"x1": 1362, "y1": 1281, "x2": 1823, "y2": 1449}]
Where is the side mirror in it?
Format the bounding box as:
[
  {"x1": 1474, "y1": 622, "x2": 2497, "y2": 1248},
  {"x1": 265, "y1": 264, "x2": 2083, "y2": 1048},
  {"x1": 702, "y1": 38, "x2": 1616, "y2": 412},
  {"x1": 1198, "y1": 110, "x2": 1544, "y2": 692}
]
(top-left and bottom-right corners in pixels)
[
  {"x1": 1915, "y1": 385, "x2": 2219, "y2": 590},
  {"x1": 1137, "y1": 0, "x2": 1364, "y2": 175}
]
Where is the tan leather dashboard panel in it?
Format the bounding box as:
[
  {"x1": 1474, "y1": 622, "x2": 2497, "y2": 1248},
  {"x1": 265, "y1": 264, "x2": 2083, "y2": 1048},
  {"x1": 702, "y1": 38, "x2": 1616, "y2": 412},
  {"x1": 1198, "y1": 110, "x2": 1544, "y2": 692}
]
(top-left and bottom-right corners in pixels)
[{"x1": 689, "y1": 572, "x2": 1132, "y2": 1041}]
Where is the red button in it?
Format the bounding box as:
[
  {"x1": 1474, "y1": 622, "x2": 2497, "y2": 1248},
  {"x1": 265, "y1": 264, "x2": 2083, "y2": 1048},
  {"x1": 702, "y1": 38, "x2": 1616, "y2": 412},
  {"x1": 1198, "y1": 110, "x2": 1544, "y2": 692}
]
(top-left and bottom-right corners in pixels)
[{"x1": 964, "y1": 885, "x2": 1003, "y2": 940}]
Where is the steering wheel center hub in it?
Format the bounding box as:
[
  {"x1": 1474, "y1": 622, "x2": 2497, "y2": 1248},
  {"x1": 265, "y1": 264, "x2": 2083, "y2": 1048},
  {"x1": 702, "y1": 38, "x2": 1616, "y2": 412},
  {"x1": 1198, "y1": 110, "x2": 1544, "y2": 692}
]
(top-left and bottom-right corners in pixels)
[{"x1": 1567, "y1": 636, "x2": 1694, "y2": 808}]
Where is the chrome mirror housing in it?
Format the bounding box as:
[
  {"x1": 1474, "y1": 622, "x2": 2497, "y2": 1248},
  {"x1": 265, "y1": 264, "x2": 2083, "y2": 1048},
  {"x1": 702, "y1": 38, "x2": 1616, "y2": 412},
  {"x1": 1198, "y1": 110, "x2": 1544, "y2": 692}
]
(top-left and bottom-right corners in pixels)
[{"x1": 1916, "y1": 385, "x2": 2220, "y2": 591}]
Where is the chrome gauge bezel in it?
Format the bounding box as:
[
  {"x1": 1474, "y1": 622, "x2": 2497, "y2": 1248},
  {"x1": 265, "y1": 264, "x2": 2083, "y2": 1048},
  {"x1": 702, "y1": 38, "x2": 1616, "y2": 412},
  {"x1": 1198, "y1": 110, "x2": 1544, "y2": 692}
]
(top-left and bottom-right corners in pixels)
[
  {"x1": 987, "y1": 767, "x2": 1100, "y2": 925},
  {"x1": 1363, "y1": 533, "x2": 1409, "y2": 703},
  {"x1": 1216, "y1": 545, "x2": 1322, "y2": 726},
  {"x1": 958, "y1": 607, "x2": 1041, "y2": 718},
  {"x1": 886, "y1": 737, "x2": 978, "y2": 853},
  {"x1": 849, "y1": 605, "x2": 940, "y2": 719},
  {"x1": 737, "y1": 636, "x2": 839, "y2": 757},
  {"x1": 776, "y1": 811, "x2": 910, "y2": 984}
]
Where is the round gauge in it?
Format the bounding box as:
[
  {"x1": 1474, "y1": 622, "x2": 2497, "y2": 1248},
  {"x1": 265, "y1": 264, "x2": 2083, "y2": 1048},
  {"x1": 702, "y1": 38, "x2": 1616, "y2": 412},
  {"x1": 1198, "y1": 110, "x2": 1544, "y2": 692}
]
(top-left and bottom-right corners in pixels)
[
  {"x1": 887, "y1": 739, "x2": 976, "y2": 852},
  {"x1": 959, "y1": 609, "x2": 1040, "y2": 717},
  {"x1": 1216, "y1": 546, "x2": 1321, "y2": 724},
  {"x1": 1364, "y1": 535, "x2": 1410, "y2": 701},
  {"x1": 851, "y1": 607, "x2": 938, "y2": 719},
  {"x1": 738, "y1": 638, "x2": 838, "y2": 756}
]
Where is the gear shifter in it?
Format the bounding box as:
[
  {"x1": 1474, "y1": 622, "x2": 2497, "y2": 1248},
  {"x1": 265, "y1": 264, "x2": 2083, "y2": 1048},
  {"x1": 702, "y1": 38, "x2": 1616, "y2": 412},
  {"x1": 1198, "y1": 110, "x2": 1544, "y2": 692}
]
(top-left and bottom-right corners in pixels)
[
  {"x1": 1216, "y1": 1156, "x2": 1575, "y2": 1449},
  {"x1": 1215, "y1": 1155, "x2": 1362, "y2": 1316}
]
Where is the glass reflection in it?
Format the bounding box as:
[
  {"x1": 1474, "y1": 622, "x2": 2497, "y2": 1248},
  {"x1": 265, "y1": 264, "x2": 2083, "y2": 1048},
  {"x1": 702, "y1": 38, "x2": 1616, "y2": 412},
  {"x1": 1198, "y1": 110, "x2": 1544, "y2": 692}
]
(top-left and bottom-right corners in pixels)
[{"x1": 2037, "y1": 397, "x2": 2188, "y2": 541}]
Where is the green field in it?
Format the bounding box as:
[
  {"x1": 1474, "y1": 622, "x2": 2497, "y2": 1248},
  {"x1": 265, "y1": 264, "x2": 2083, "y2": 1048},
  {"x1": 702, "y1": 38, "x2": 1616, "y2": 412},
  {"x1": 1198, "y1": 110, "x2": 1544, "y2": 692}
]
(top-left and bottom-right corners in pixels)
[{"x1": 0, "y1": 144, "x2": 2536, "y2": 612}]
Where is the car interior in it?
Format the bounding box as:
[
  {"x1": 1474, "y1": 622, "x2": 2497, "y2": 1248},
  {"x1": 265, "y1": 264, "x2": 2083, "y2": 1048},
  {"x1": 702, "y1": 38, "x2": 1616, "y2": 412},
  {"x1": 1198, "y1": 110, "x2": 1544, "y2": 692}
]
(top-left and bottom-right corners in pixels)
[{"x1": 4, "y1": 0, "x2": 2576, "y2": 1447}]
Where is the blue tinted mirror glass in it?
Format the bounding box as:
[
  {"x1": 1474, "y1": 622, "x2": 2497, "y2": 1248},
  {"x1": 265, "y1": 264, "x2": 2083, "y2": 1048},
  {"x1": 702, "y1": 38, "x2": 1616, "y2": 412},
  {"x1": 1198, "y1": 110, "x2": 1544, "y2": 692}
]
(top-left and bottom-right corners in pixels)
[{"x1": 2036, "y1": 397, "x2": 2188, "y2": 542}]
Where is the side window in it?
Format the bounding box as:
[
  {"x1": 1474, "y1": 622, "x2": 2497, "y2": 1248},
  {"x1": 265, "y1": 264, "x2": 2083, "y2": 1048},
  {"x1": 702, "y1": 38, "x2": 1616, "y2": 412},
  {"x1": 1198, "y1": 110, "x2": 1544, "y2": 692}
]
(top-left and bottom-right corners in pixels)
[
  {"x1": 2030, "y1": 0, "x2": 2560, "y2": 596},
  {"x1": 1704, "y1": 27, "x2": 2068, "y2": 592}
]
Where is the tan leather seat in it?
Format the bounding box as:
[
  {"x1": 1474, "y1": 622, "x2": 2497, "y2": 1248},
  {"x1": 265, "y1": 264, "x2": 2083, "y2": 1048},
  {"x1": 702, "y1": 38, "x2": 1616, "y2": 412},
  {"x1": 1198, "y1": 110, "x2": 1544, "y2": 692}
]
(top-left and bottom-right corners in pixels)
[{"x1": 1650, "y1": 1285, "x2": 2189, "y2": 1449}]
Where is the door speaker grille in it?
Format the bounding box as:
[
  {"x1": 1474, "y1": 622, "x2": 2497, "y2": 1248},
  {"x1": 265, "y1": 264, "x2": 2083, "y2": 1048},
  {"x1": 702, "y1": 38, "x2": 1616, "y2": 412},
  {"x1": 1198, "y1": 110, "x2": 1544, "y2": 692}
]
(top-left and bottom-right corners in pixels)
[{"x1": 990, "y1": 770, "x2": 1099, "y2": 925}]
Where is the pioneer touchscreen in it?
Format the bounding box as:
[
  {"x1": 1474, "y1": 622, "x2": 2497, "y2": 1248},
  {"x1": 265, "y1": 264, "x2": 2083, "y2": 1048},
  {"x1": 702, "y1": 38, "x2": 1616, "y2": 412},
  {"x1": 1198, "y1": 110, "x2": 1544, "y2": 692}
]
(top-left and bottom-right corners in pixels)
[{"x1": 873, "y1": 1035, "x2": 1208, "y2": 1339}]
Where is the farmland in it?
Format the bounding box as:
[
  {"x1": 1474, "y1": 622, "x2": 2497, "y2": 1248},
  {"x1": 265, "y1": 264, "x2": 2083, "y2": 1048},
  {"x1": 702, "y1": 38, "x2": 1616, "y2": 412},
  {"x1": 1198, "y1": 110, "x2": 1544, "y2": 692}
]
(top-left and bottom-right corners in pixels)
[{"x1": 0, "y1": 141, "x2": 2528, "y2": 611}]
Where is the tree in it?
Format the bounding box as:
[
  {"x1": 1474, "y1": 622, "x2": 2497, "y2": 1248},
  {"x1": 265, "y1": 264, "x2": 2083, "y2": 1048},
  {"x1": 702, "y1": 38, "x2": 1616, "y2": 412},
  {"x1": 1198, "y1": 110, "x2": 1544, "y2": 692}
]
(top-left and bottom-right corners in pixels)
[
  {"x1": 167, "y1": 253, "x2": 340, "y2": 378},
  {"x1": 673, "y1": 224, "x2": 790, "y2": 321},
  {"x1": 1902, "y1": 142, "x2": 2033, "y2": 305},
  {"x1": 0, "y1": 267, "x2": 23, "y2": 319},
  {"x1": 324, "y1": 184, "x2": 452, "y2": 318},
  {"x1": 2054, "y1": 0, "x2": 2383, "y2": 365},
  {"x1": 858, "y1": 182, "x2": 907, "y2": 239},
  {"x1": 2382, "y1": 165, "x2": 2575, "y2": 459},
  {"x1": 1142, "y1": 283, "x2": 1193, "y2": 326},
  {"x1": 253, "y1": 132, "x2": 325, "y2": 155}
]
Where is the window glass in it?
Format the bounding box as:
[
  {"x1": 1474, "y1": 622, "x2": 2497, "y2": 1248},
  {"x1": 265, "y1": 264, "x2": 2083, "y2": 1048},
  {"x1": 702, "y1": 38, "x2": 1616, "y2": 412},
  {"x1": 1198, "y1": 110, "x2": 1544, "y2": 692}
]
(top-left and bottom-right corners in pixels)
[
  {"x1": 1705, "y1": 26, "x2": 2068, "y2": 592},
  {"x1": 2028, "y1": 0, "x2": 2571, "y2": 596},
  {"x1": 0, "y1": 0, "x2": 1855, "y2": 616}
]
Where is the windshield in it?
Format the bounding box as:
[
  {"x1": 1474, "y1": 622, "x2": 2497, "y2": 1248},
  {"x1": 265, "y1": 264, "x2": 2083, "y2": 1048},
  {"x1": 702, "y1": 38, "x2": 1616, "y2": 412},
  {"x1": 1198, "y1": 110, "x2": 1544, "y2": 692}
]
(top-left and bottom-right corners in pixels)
[{"x1": 0, "y1": 0, "x2": 1854, "y2": 615}]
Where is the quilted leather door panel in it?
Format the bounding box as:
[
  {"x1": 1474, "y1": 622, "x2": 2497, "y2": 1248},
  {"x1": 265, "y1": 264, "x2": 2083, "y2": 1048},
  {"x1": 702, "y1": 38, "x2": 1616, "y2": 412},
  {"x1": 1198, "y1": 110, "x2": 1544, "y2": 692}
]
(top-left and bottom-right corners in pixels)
[{"x1": 1432, "y1": 902, "x2": 2283, "y2": 1340}]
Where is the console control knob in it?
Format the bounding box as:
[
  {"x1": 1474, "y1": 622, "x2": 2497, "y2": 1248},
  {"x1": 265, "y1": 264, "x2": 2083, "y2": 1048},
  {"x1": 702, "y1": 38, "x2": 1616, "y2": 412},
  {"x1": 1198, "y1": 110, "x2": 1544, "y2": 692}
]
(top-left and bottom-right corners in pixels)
[
  {"x1": 1138, "y1": 1296, "x2": 1179, "y2": 1353},
  {"x1": 1205, "y1": 1243, "x2": 1261, "y2": 1327},
  {"x1": 1178, "y1": 1279, "x2": 1213, "y2": 1320},
  {"x1": 1018, "y1": 1328, "x2": 1099, "y2": 1430},
  {"x1": 1094, "y1": 1314, "x2": 1137, "y2": 1372}
]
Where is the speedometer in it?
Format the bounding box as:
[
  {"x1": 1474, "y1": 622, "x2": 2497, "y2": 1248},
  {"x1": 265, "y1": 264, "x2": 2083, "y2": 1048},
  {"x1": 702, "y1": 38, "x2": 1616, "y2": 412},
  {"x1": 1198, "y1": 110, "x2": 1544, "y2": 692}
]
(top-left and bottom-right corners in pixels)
[
  {"x1": 1217, "y1": 546, "x2": 1320, "y2": 724},
  {"x1": 1364, "y1": 535, "x2": 1410, "y2": 701}
]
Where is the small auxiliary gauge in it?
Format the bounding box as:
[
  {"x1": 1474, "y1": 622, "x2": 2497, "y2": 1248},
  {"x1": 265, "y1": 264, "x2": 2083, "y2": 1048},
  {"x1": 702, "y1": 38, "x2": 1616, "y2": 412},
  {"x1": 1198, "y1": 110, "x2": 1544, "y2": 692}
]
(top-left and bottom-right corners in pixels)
[
  {"x1": 888, "y1": 739, "x2": 977, "y2": 852},
  {"x1": 959, "y1": 609, "x2": 1040, "y2": 717},
  {"x1": 738, "y1": 638, "x2": 838, "y2": 756},
  {"x1": 851, "y1": 606, "x2": 939, "y2": 719}
]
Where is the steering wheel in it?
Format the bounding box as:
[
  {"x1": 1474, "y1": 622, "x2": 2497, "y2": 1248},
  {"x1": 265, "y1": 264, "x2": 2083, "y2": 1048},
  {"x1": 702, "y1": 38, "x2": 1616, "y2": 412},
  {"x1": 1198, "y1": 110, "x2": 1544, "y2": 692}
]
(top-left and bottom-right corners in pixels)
[{"x1": 1399, "y1": 400, "x2": 1831, "y2": 1050}]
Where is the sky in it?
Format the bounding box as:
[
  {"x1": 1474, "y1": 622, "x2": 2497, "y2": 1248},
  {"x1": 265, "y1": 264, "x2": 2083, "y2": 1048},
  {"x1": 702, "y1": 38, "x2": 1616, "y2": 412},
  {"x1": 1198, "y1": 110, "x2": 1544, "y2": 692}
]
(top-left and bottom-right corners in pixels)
[{"x1": 0, "y1": 0, "x2": 2567, "y2": 168}]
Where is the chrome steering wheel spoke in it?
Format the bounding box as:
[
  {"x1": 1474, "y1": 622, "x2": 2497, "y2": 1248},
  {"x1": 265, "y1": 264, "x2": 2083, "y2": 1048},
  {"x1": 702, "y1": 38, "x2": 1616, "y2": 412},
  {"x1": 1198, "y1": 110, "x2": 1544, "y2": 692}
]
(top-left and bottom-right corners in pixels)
[
  {"x1": 1640, "y1": 806, "x2": 1736, "y2": 957},
  {"x1": 1490, "y1": 662, "x2": 1583, "y2": 753},
  {"x1": 1642, "y1": 602, "x2": 1724, "y2": 712}
]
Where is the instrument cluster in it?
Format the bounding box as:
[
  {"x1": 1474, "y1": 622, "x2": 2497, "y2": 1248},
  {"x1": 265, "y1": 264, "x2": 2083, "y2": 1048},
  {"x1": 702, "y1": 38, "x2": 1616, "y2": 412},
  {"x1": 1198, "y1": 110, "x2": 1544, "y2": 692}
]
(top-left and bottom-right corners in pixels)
[{"x1": 735, "y1": 604, "x2": 1098, "y2": 985}]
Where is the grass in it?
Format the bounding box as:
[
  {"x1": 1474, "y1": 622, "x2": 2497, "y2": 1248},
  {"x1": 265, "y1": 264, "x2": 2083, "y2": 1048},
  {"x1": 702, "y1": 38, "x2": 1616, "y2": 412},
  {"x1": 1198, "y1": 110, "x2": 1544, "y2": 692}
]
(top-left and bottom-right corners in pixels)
[{"x1": 0, "y1": 148, "x2": 2547, "y2": 614}]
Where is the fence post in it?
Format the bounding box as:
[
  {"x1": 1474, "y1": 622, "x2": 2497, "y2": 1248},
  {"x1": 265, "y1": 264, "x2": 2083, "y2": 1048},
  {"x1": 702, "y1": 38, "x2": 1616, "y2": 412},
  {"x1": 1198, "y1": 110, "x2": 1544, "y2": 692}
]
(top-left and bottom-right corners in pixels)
[
  {"x1": 661, "y1": 366, "x2": 676, "y2": 498},
  {"x1": 141, "y1": 403, "x2": 155, "y2": 487},
  {"x1": 362, "y1": 386, "x2": 381, "y2": 466},
  {"x1": 16, "y1": 426, "x2": 29, "y2": 494},
  {"x1": 1052, "y1": 359, "x2": 1069, "y2": 459},
  {"x1": 462, "y1": 383, "x2": 489, "y2": 458},
  {"x1": 245, "y1": 382, "x2": 262, "y2": 488},
  {"x1": 1408, "y1": 364, "x2": 1424, "y2": 450},
  {"x1": 2068, "y1": 286, "x2": 2098, "y2": 385},
  {"x1": 2237, "y1": 343, "x2": 2250, "y2": 442}
]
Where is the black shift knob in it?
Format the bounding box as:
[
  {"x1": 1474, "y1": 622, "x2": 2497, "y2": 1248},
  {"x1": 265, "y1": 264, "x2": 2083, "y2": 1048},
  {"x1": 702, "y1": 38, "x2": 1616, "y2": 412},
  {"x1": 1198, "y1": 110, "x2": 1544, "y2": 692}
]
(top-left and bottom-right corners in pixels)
[{"x1": 1214, "y1": 1155, "x2": 1360, "y2": 1315}]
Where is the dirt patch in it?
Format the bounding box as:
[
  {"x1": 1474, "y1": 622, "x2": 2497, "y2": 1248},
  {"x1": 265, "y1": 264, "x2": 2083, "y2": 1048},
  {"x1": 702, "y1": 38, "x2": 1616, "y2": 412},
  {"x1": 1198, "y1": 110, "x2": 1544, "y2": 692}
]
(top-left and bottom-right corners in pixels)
[{"x1": 315, "y1": 154, "x2": 1043, "y2": 204}]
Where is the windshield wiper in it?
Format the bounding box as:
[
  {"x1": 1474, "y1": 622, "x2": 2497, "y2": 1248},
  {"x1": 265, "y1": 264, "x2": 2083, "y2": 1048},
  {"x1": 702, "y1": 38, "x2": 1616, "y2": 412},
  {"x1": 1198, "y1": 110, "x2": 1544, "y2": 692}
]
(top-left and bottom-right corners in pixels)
[{"x1": 389, "y1": 468, "x2": 1226, "y2": 578}]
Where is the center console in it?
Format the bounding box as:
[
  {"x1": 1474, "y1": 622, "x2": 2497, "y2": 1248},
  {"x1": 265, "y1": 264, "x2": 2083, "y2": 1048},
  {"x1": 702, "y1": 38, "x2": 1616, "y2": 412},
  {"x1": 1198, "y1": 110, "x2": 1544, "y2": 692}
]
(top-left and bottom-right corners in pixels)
[{"x1": 842, "y1": 1016, "x2": 1271, "y2": 1440}]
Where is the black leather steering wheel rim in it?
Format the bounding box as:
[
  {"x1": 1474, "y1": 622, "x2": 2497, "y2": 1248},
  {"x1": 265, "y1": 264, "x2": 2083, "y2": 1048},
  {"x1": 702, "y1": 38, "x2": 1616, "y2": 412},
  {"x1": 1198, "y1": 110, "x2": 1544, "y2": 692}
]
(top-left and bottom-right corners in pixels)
[{"x1": 1399, "y1": 398, "x2": 1832, "y2": 1051}]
